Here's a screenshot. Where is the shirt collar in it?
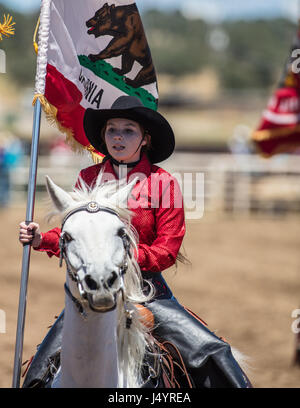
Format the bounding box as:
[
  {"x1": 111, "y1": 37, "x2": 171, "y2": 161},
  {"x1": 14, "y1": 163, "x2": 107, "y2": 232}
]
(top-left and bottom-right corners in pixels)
[{"x1": 103, "y1": 153, "x2": 152, "y2": 180}]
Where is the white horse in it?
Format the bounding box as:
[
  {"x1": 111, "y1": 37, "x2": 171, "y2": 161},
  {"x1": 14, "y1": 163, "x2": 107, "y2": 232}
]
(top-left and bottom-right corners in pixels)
[
  {"x1": 40, "y1": 173, "x2": 250, "y2": 389},
  {"x1": 45, "y1": 173, "x2": 155, "y2": 388}
]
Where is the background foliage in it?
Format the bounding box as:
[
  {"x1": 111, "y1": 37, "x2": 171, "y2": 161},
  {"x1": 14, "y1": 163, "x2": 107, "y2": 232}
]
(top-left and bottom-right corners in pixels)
[{"x1": 0, "y1": 5, "x2": 296, "y2": 90}]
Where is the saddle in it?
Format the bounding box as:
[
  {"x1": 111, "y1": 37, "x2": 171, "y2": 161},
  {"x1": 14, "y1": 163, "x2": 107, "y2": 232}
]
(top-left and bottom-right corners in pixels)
[{"x1": 22, "y1": 309, "x2": 193, "y2": 389}]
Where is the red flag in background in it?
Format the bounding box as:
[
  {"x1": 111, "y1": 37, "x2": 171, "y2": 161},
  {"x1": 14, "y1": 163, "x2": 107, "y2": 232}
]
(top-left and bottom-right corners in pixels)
[
  {"x1": 34, "y1": 1, "x2": 158, "y2": 162},
  {"x1": 252, "y1": 22, "x2": 300, "y2": 156}
]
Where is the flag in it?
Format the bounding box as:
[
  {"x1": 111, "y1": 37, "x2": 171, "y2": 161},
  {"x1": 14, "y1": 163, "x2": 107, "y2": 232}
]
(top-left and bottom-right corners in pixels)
[
  {"x1": 252, "y1": 22, "x2": 300, "y2": 157},
  {"x1": 34, "y1": 0, "x2": 158, "y2": 162}
]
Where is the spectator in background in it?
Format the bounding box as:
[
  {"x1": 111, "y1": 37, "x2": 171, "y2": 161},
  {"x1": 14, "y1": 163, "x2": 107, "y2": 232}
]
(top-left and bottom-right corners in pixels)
[
  {"x1": 0, "y1": 131, "x2": 23, "y2": 207},
  {"x1": 49, "y1": 135, "x2": 73, "y2": 167},
  {"x1": 228, "y1": 125, "x2": 254, "y2": 156}
]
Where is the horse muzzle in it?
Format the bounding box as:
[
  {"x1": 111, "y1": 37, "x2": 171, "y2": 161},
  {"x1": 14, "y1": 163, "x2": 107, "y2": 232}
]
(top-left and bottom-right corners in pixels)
[{"x1": 86, "y1": 291, "x2": 118, "y2": 313}]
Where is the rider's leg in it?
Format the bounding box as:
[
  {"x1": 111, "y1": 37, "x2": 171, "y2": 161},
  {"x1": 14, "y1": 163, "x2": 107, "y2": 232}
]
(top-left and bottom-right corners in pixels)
[
  {"x1": 143, "y1": 272, "x2": 252, "y2": 388},
  {"x1": 22, "y1": 311, "x2": 64, "y2": 388}
]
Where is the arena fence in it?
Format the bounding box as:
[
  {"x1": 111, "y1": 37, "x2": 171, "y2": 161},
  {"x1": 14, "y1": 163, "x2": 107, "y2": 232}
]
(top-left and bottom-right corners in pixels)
[{"x1": 8, "y1": 152, "x2": 300, "y2": 217}]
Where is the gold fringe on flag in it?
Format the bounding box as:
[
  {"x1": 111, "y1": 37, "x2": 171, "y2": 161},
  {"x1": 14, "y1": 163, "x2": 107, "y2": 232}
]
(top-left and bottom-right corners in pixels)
[
  {"x1": 32, "y1": 94, "x2": 103, "y2": 164},
  {"x1": 85, "y1": 144, "x2": 104, "y2": 164},
  {"x1": 252, "y1": 124, "x2": 300, "y2": 142},
  {"x1": 0, "y1": 14, "x2": 15, "y2": 41}
]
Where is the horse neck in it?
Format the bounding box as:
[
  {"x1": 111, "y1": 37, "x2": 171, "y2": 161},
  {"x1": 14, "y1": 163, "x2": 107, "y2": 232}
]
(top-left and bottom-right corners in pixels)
[{"x1": 59, "y1": 277, "x2": 119, "y2": 388}]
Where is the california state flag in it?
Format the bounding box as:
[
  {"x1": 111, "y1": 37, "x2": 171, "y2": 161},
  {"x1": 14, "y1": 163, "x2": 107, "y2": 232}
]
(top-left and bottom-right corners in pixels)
[{"x1": 35, "y1": 0, "x2": 158, "y2": 161}]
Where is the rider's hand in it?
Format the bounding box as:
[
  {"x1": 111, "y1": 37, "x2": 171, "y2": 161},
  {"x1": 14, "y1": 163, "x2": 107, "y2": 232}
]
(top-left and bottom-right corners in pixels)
[{"x1": 19, "y1": 222, "x2": 42, "y2": 248}]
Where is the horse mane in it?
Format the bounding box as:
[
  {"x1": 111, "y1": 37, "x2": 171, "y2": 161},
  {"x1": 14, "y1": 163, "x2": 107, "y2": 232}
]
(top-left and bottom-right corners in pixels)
[{"x1": 47, "y1": 169, "x2": 156, "y2": 387}]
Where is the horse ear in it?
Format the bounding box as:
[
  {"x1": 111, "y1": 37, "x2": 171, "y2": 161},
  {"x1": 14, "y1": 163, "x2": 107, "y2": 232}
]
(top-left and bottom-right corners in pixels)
[
  {"x1": 45, "y1": 176, "x2": 74, "y2": 212},
  {"x1": 112, "y1": 177, "x2": 138, "y2": 209}
]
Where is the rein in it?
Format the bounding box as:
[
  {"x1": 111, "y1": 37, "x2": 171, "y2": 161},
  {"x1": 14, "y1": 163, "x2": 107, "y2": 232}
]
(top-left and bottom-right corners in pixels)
[{"x1": 59, "y1": 201, "x2": 131, "y2": 321}]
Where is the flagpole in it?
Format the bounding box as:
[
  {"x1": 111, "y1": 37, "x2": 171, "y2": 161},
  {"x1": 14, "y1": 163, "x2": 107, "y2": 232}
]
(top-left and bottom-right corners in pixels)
[
  {"x1": 12, "y1": 98, "x2": 42, "y2": 388},
  {"x1": 11, "y1": 0, "x2": 51, "y2": 388}
]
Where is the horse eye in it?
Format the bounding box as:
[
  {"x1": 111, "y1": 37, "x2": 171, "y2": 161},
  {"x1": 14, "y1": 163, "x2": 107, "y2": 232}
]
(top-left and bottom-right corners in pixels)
[
  {"x1": 64, "y1": 232, "x2": 73, "y2": 242},
  {"x1": 117, "y1": 227, "x2": 127, "y2": 238}
]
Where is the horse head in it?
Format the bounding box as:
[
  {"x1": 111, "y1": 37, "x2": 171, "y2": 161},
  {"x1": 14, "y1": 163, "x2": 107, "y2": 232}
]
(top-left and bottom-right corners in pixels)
[{"x1": 45, "y1": 175, "x2": 143, "y2": 314}]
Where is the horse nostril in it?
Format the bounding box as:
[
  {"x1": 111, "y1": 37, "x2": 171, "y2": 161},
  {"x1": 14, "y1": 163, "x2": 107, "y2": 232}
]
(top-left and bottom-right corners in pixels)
[
  {"x1": 84, "y1": 275, "x2": 99, "y2": 291},
  {"x1": 107, "y1": 271, "x2": 118, "y2": 288}
]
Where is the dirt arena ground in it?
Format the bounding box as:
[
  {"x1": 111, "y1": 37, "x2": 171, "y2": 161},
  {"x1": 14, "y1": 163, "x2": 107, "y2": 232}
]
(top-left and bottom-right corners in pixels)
[{"x1": 1, "y1": 206, "x2": 300, "y2": 388}]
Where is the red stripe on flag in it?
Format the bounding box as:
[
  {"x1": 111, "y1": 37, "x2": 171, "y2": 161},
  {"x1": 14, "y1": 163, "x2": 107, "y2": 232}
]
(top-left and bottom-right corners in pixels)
[{"x1": 44, "y1": 64, "x2": 89, "y2": 148}]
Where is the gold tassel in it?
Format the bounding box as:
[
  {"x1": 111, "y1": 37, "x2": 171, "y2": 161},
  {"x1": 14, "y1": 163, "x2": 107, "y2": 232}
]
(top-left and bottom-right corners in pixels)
[
  {"x1": 0, "y1": 14, "x2": 15, "y2": 41},
  {"x1": 33, "y1": 94, "x2": 104, "y2": 163},
  {"x1": 33, "y1": 16, "x2": 40, "y2": 54}
]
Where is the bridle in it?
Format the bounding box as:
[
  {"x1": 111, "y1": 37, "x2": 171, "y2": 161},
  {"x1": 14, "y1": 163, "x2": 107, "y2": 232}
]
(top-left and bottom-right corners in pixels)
[
  {"x1": 58, "y1": 201, "x2": 162, "y2": 387},
  {"x1": 59, "y1": 201, "x2": 131, "y2": 319}
]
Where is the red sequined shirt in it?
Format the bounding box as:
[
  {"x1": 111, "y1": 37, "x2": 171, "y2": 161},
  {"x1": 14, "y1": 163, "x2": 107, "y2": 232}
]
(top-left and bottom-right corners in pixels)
[{"x1": 35, "y1": 153, "x2": 186, "y2": 273}]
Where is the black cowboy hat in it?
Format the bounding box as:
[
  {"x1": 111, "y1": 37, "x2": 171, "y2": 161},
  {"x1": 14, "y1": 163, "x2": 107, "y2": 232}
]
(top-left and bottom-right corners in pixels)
[{"x1": 83, "y1": 95, "x2": 175, "y2": 163}]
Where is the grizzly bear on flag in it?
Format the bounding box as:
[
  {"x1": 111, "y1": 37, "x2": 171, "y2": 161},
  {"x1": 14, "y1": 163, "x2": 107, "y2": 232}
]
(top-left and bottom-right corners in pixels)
[{"x1": 86, "y1": 3, "x2": 156, "y2": 89}]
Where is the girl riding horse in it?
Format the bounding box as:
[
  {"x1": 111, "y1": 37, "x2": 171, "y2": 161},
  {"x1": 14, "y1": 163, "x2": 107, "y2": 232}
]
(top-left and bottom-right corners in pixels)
[{"x1": 19, "y1": 95, "x2": 251, "y2": 388}]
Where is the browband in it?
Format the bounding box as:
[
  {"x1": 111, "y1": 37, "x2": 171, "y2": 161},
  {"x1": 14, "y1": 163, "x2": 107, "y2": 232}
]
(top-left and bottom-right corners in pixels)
[{"x1": 61, "y1": 202, "x2": 119, "y2": 230}]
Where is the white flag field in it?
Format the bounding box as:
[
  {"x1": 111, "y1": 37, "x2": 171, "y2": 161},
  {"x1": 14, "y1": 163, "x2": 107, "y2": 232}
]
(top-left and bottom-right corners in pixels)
[{"x1": 34, "y1": 0, "x2": 158, "y2": 161}]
